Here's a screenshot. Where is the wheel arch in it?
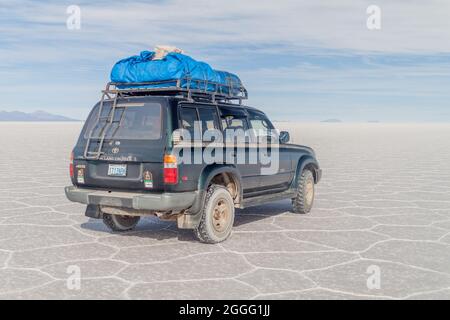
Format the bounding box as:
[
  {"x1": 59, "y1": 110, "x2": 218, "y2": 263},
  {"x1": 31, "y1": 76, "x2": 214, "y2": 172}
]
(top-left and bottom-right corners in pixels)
[
  {"x1": 291, "y1": 155, "x2": 320, "y2": 188},
  {"x1": 199, "y1": 164, "x2": 243, "y2": 206},
  {"x1": 179, "y1": 164, "x2": 242, "y2": 229}
]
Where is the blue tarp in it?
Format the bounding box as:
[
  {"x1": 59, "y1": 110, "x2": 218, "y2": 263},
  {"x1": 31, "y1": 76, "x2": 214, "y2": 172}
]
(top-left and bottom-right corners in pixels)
[{"x1": 110, "y1": 51, "x2": 242, "y2": 95}]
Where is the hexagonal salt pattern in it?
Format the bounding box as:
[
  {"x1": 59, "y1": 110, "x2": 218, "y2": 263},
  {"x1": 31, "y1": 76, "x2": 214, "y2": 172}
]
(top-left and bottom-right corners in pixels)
[{"x1": 0, "y1": 122, "x2": 449, "y2": 300}]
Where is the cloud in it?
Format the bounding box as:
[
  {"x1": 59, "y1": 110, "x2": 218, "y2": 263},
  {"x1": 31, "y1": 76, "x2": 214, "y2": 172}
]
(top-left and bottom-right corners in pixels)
[
  {"x1": 243, "y1": 59, "x2": 450, "y2": 95},
  {"x1": 3, "y1": 0, "x2": 450, "y2": 55},
  {"x1": 1, "y1": 0, "x2": 450, "y2": 121}
]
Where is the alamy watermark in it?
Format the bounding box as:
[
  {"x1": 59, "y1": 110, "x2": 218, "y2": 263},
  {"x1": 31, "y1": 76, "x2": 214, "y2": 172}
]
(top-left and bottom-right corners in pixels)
[
  {"x1": 66, "y1": 5, "x2": 81, "y2": 30},
  {"x1": 66, "y1": 265, "x2": 81, "y2": 290},
  {"x1": 367, "y1": 5, "x2": 381, "y2": 30},
  {"x1": 366, "y1": 265, "x2": 381, "y2": 290},
  {"x1": 172, "y1": 124, "x2": 281, "y2": 175}
]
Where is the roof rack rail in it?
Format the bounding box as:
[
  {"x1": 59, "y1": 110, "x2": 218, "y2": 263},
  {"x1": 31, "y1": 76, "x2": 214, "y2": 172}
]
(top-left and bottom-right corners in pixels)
[{"x1": 105, "y1": 77, "x2": 248, "y2": 104}]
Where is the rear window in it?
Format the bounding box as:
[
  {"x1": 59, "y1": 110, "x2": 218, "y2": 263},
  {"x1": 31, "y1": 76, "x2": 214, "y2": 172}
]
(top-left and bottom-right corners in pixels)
[
  {"x1": 84, "y1": 102, "x2": 162, "y2": 140},
  {"x1": 180, "y1": 107, "x2": 199, "y2": 136},
  {"x1": 198, "y1": 107, "x2": 219, "y2": 134}
]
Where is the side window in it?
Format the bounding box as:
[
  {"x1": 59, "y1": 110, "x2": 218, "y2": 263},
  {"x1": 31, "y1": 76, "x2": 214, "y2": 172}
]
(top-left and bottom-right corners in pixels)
[
  {"x1": 218, "y1": 106, "x2": 250, "y2": 143},
  {"x1": 247, "y1": 110, "x2": 276, "y2": 141},
  {"x1": 197, "y1": 107, "x2": 219, "y2": 134},
  {"x1": 221, "y1": 115, "x2": 249, "y2": 144},
  {"x1": 180, "y1": 107, "x2": 198, "y2": 136},
  {"x1": 218, "y1": 106, "x2": 248, "y2": 131},
  {"x1": 221, "y1": 116, "x2": 247, "y2": 130}
]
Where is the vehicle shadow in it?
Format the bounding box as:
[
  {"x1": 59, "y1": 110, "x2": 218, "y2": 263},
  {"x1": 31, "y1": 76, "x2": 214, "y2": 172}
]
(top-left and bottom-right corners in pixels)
[
  {"x1": 233, "y1": 199, "x2": 292, "y2": 227},
  {"x1": 80, "y1": 199, "x2": 293, "y2": 243}
]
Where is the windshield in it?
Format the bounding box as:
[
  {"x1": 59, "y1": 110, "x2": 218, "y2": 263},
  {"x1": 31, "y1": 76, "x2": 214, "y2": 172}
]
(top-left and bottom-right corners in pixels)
[{"x1": 84, "y1": 102, "x2": 162, "y2": 140}]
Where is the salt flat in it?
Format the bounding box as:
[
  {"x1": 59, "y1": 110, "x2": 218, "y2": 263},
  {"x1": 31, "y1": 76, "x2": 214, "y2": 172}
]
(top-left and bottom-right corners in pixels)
[{"x1": 0, "y1": 122, "x2": 449, "y2": 299}]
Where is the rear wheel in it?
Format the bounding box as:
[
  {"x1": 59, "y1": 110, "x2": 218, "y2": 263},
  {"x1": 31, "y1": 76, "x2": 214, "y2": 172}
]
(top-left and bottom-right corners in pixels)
[
  {"x1": 194, "y1": 185, "x2": 235, "y2": 244},
  {"x1": 102, "y1": 213, "x2": 140, "y2": 232},
  {"x1": 292, "y1": 169, "x2": 315, "y2": 214}
]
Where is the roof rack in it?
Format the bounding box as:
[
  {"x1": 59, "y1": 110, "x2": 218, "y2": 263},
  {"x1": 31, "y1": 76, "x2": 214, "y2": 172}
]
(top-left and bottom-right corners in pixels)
[{"x1": 105, "y1": 77, "x2": 248, "y2": 104}]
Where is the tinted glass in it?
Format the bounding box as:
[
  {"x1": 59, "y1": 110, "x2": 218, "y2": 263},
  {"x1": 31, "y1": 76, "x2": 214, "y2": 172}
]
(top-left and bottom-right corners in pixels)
[
  {"x1": 222, "y1": 117, "x2": 247, "y2": 130},
  {"x1": 247, "y1": 110, "x2": 278, "y2": 144},
  {"x1": 198, "y1": 107, "x2": 219, "y2": 133},
  {"x1": 84, "y1": 102, "x2": 162, "y2": 140},
  {"x1": 180, "y1": 107, "x2": 199, "y2": 136},
  {"x1": 218, "y1": 106, "x2": 248, "y2": 131},
  {"x1": 248, "y1": 110, "x2": 274, "y2": 135}
]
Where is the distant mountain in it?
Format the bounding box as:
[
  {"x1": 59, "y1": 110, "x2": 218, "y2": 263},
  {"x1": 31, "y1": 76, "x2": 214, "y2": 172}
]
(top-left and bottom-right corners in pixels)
[
  {"x1": 321, "y1": 118, "x2": 343, "y2": 123},
  {"x1": 0, "y1": 110, "x2": 79, "y2": 122}
]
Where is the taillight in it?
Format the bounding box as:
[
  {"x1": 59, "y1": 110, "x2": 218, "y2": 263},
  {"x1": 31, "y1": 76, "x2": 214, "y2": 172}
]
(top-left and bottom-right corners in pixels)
[
  {"x1": 163, "y1": 154, "x2": 178, "y2": 184},
  {"x1": 69, "y1": 152, "x2": 74, "y2": 179}
]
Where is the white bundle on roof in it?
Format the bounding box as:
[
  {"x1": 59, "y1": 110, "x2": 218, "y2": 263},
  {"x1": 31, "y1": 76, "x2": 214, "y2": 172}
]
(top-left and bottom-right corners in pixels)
[{"x1": 153, "y1": 45, "x2": 184, "y2": 60}]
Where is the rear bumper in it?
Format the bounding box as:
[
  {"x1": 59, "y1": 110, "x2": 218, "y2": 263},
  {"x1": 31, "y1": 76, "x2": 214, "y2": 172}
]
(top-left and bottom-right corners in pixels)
[{"x1": 64, "y1": 186, "x2": 197, "y2": 211}]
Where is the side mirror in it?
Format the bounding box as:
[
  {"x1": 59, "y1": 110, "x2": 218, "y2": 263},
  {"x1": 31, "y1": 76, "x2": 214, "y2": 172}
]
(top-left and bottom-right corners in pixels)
[{"x1": 279, "y1": 131, "x2": 290, "y2": 144}]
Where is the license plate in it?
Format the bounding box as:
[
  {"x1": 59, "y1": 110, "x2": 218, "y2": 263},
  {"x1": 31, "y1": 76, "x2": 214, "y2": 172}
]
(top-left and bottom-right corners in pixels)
[{"x1": 108, "y1": 164, "x2": 127, "y2": 177}]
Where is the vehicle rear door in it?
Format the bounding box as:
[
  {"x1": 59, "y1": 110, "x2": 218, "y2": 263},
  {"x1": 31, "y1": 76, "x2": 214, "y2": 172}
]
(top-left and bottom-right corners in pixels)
[{"x1": 72, "y1": 99, "x2": 167, "y2": 192}]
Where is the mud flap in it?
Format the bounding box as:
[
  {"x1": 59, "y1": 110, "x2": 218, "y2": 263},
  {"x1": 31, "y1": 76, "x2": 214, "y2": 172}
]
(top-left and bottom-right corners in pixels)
[
  {"x1": 177, "y1": 190, "x2": 206, "y2": 229},
  {"x1": 177, "y1": 210, "x2": 203, "y2": 229},
  {"x1": 85, "y1": 204, "x2": 102, "y2": 219}
]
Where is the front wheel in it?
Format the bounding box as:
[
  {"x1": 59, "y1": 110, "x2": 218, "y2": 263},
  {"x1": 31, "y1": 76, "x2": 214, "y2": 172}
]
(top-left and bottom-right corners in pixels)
[
  {"x1": 292, "y1": 169, "x2": 315, "y2": 214},
  {"x1": 194, "y1": 185, "x2": 235, "y2": 244},
  {"x1": 102, "y1": 213, "x2": 140, "y2": 232}
]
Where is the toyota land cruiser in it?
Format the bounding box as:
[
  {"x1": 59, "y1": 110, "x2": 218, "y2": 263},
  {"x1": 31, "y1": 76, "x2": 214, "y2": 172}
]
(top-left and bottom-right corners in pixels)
[{"x1": 65, "y1": 81, "x2": 322, "y2": 243}]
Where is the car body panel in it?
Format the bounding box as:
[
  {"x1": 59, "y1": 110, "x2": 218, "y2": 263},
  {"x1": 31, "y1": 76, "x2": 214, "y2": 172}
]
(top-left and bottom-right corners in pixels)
[{"x1": 67, "y1": 94, "x2": 321, "y2": 214}]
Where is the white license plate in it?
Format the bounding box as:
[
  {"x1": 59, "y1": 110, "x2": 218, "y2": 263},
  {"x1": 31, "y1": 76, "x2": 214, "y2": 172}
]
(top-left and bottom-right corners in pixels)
[{"x1": 108, "y1": 164, "x2": 127, "y2": 177}]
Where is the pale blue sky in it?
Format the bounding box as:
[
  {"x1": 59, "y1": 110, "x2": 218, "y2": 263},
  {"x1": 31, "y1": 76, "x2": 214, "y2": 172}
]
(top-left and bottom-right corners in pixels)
[{"x1": 1, "y1": 0, "x2": 450, "y2": 121}]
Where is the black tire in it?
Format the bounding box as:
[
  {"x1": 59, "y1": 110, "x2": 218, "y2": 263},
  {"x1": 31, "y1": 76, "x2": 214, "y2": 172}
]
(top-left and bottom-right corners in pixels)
[
  {"x1": 102, "y1": 213, "x2": 140, "y2": 232},
  {"x1": 194, "y1": 184, "x2": 235, "y2": 244},
  {"x1": 292, "y1": 169, "x2": 315, "y2": 214}
]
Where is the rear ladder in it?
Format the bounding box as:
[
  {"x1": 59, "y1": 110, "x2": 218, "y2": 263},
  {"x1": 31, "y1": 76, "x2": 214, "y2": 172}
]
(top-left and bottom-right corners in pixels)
[{"x1": 83, "y1": 91, "x2": 122, "y2": 160}]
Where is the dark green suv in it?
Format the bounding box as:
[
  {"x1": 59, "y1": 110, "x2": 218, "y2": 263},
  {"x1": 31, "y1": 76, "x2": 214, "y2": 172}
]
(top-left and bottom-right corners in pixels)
[{"x1": 65, "y1": 82, "x2": 322, "y2": 243}]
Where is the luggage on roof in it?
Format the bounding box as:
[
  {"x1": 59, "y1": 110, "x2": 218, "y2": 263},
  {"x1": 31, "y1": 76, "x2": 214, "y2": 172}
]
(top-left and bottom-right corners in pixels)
[{"x1": 110, "y1": 50, "x2": 246, "y2": 99}]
